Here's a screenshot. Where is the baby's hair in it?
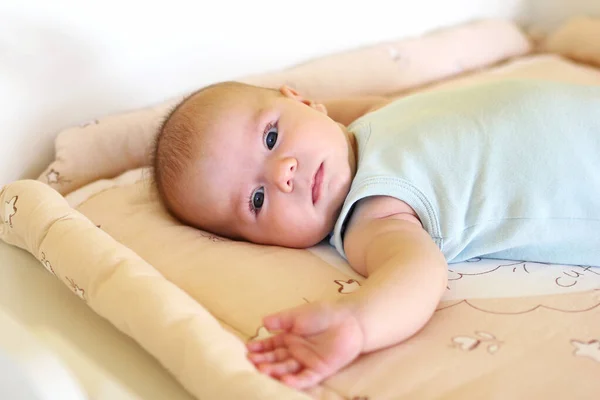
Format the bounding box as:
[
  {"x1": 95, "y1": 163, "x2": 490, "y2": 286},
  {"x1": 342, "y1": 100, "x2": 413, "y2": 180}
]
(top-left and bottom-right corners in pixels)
[
  {"x1": 152, "y1": 82, "x2": 229, "y2": 219},
  {"x1": 151, "y1": 80, "x2": 278, "y2": 222},
  {"x1": 152, "y1": 90, "x2": 197, "y2": 218}
]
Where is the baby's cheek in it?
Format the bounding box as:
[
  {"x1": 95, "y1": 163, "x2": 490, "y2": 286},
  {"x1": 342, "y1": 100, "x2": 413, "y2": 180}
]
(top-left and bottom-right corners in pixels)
[{"x1": 277, "y1": 214, "x2": 321, "y2": 247}]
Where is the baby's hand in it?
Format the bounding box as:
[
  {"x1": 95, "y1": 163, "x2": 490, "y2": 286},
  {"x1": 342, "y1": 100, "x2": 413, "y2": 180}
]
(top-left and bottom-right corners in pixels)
[{"x1": 246, "y1": 301, "x2": 364, "y2": 390}]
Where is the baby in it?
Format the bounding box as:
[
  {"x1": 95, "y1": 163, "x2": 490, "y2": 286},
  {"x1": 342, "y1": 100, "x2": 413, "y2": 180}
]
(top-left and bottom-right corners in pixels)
[{"x1": 152, "y1": 80, "x2": 600, "y2": 390}]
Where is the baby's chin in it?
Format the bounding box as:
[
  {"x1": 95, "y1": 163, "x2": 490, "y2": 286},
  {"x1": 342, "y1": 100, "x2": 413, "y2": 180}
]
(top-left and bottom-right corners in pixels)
[{"x1": 273, "y1": 232, "x2": 330, "y2": 249}]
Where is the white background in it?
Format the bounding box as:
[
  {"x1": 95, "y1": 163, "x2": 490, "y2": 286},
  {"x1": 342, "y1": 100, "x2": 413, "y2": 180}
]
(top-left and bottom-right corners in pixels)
[
  {"x1": 1, "y1": 0, "x2": 534, "y2": 186},
  {"x1": 2, "y1": 1, "x2": 598, "y2": 186}
]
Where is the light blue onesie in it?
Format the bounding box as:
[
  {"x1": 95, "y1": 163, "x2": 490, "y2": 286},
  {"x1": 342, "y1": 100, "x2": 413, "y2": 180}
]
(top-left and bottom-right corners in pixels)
[{"x1": 331, "y1": 80, "x2": 600, "y2": 266}]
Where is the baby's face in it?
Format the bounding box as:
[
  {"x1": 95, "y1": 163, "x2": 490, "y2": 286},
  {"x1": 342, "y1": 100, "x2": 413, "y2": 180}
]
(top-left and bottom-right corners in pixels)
[{"x1": 176, "y1": 86, "x2": 357, "y2": 248}]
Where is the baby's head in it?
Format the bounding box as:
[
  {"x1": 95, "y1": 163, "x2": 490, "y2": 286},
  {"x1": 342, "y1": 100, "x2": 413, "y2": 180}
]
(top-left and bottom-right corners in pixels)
[{"x1": 153, "y1": 81, "x2": 356, "y2": 248}]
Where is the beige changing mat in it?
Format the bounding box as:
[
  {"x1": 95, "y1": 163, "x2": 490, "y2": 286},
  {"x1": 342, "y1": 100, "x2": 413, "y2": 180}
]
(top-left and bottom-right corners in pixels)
[{"x1": 2, "y1": 19, "x2": 600, "y2": 400}]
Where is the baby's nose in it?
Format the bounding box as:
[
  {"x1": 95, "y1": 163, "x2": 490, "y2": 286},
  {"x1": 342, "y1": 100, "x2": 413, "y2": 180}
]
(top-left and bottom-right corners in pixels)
[{"x1": 273, "y1": 157, "x2": 297, "y2": 193}]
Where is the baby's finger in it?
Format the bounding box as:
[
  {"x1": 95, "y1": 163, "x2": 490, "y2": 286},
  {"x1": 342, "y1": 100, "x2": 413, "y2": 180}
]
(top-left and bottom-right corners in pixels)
[
  {"x1": 258, "y1": 359, "x2": 302, "y2": 378},
  {"x1": 246, "y1": 333, "x2": 286, "y2": 352},
  {"x1": 263, "y1": 312, "x2": 294, "y2": 332},
  {"x1": 281, "y1": 369, "x2": 324, "y2": 390},
  {"x1": 247, "y1": 348, "x2": 290, "y2": 364},
  {"x1": 246, "y1": 340, "x2": 265, "y2": 352}
]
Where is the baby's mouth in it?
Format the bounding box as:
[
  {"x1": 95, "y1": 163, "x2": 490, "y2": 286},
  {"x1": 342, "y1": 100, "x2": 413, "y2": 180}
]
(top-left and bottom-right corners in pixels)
[{"x1": 312, "y1": 162, "x2": 324, "y2": 205}]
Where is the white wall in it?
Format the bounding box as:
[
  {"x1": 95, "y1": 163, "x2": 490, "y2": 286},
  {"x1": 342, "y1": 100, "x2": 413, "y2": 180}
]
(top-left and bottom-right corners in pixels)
[{"x1": 0, "y1": 0, "x2": 539, "y2": 185}]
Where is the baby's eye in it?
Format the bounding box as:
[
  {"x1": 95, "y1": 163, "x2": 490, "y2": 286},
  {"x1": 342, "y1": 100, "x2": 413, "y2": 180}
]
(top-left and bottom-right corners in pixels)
[
  {"x1": 264, "y1": 122, "x2": 278, "y2": 150},
  {"x1": 249, "y1": 187, "x2": 265, "y2": 213}
]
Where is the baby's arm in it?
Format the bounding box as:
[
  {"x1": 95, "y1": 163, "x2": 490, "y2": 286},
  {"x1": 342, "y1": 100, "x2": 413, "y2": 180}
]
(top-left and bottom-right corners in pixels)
[
  {"x1": 247, "y1": 196, "x2": 448, "y2": 389},
  {"x1": 342, "y1": 196, "x2": 448, "y2": 351}
]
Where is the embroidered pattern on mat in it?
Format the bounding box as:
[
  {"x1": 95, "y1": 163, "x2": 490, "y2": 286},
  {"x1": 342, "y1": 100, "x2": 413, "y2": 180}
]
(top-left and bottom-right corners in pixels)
[
  {"x1": 437, "y1": 297, "x2": 600, "y2": 315},
  {"x1": 65, "y1": 277, "x2": 86, "y2": 301},
  {"x1": 447, "y1": 259, "x2": 600, "y2": 293},
  {"x1": 39, "y1": 252, "x2": 56, "y2": 275},
  {"x1": 451, "y1": 331, "x2": 502, "y2": 354},
  {"x1": 334, "y1": 279, "x2": 361, "y2": 294},
  {"x1": 4, "y1": 196, "x2": 18, "y2": 228},
  {"x1": 46, "y1": 169, "x2": 71, "y2": 185},
  {"x1": 571, "y1": 339, "x2": 600, "y2": 363}
]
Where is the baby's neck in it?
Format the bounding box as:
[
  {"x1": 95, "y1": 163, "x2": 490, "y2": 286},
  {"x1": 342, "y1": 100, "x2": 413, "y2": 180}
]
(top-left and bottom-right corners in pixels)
[{"x1": 340, "y1": 123, "x2": 358, "y2": 180}]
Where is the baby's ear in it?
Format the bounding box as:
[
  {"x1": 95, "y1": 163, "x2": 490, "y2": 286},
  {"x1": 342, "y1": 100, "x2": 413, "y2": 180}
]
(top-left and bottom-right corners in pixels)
[
  {"x1": 279, "y1": 85, "x2": 327, "y2": 115},
  {"x1": 279, "y1": 85, "x2": 305, "y2": 101}
]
